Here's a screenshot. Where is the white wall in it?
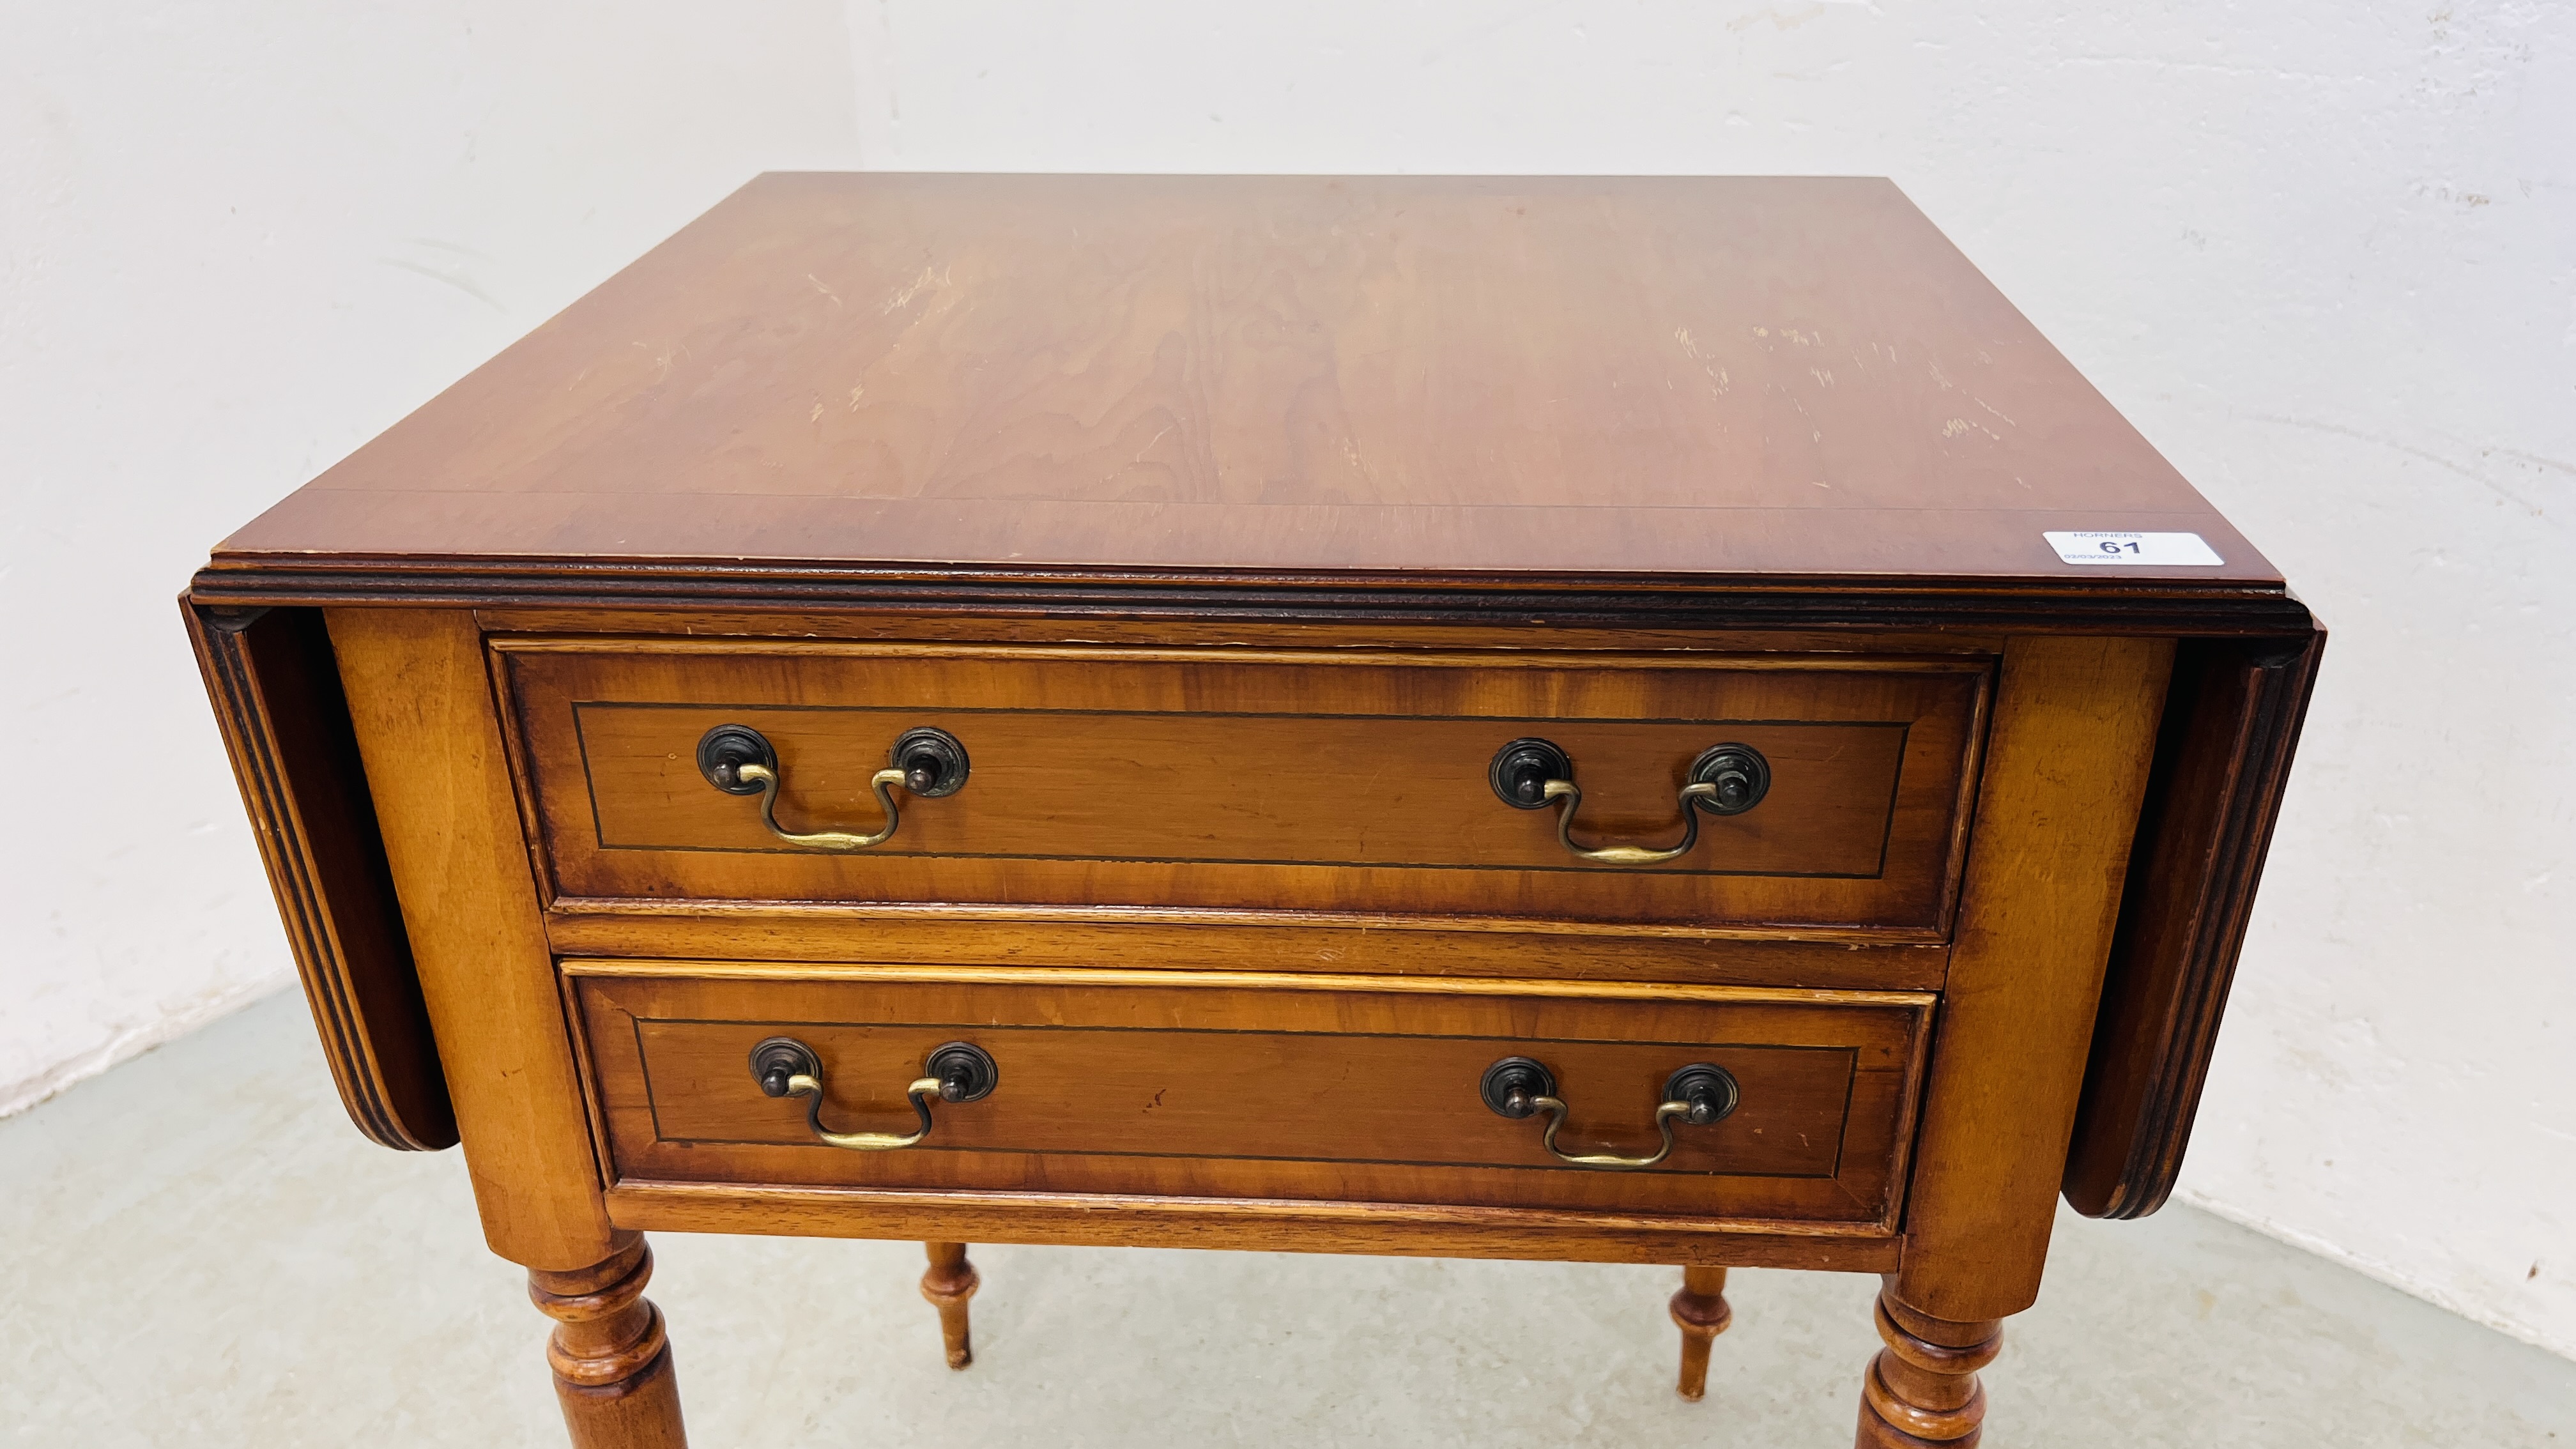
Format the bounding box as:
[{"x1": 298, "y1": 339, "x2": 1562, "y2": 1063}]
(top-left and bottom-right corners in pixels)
[
  {"x1": 7, "y1": 0, "x2": 2570, "y2": 1363},
  {"x1": 0, "y1": 3, "x2": 861, "y2": 1114}
]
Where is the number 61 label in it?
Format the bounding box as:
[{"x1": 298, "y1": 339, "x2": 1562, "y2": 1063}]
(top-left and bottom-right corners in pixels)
[{"x1": 2042, "y1": 531, "x2": 2223, "y2": 566}]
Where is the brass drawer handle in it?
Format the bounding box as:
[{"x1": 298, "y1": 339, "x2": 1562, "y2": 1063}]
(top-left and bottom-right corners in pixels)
[
  {"x1": 1489, "y1": 739, "x2": 1770, "y2": 866},
  {"x1": 698, "y1": 724, "x2": 969, "y2": 851},
  {"x1": 1479, "y1": 1057, "x2": 1738, "y2": 1170},
  {"x1": 750, "y1": 1037, "x2": 998, "y2": 1151}
]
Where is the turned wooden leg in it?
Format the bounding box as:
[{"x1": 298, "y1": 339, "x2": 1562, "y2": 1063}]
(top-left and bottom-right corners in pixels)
[
  {"x1": 1670, "y1": 1265, "x2": 1733, "y2": 1401},
  {"x1": 528, "y1": 1232, "x2": 687, "y2": 1448},
  {"x1": 1855, "y1": 1283, "x2": 2002, "y2": 1447},
  {"x1": 921, "y1": 1241, "x2": 979, "y2": 1370}
]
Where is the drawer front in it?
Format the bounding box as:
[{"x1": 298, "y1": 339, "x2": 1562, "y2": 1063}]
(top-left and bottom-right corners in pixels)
[
  {"x1": 503, "y1": 642, "x2": 1988, "y2": 931},
  {"x1": 569, "y1": 964, "x2": 1931, "y2": 1228}
]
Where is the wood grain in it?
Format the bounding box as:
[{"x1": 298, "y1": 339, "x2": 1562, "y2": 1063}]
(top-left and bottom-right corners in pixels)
[
  {"x1": 569, "y1": 967, "x2": 1929, "y2": 1227},
  {"x1": 475, "y1": 608, "x2": 2012, "y2": 658},
  {"x1": 196, "y1": 564, "x2": 2314, "y2": 637},
  {"x1": 328, "y1": 607, "x2": 618, "y2": 1269},
  {"x1": 210, "y1": 174, "x2": 2273, "y2": 590},
  {"x1": 529, "y1": 1234, "x2": 687, "y2": 1448},
  {"x1": 540, "y1": 914, "x2": 1952, "y2": 990},
  {"x1": 183, "y1": 601, "x2": 454, "y2": 1150},
  {"x1": 558, "y1": 958, "x2": 1932, "y2": 1006},
  {"x1": 502, "y1": 641, "x2": 1986, "y2": 931},
  {"x1": 1855, "y1": 1282, "x2": 1999, "y2": 1447},
  {"x1": 1889, "y1": 635, "x2": 2172, "y2": 1321},
  {"x1": 604, "y1": 1181, "x2": 1910, "y2": 1271}
]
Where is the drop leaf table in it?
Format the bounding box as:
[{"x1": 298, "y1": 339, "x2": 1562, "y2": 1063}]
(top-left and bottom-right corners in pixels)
[{"x1": 187, "y1": 173, "x2": 2320, "y2": 1446}]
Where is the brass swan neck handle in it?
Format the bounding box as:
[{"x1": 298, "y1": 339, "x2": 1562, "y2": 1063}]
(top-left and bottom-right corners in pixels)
[
  {"x1": 698, "y1": 724, "x2": 969, "y2": 852},
  {"x1": 751, "y1": 1038, "x2": 998, "y2": 1152},
  {"x1": 1490, "y1": 738, "x2": 1771, "y2": 867},
  {"x1": 1529, "y1": 1093, "x2": 1698, "y2": 1168},
  {"x1": 1541, "y1": 778, "x2": 1718, "y2": 865},
  {"x1": 737, "y1": 762, "x2": 912, "y2": 851},
  {"x1": 1480, "y1": 1057, "x2": 1740, "y2": 1170}
]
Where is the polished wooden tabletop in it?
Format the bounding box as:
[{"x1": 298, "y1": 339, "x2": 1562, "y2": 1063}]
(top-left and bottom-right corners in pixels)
[{"x1": 216, "y1": 173, "x2": 2274, "y2": 588}]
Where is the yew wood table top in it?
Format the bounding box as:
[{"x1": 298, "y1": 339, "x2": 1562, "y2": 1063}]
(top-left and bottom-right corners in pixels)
[{"x1": 198, "y1": 173, "x2": 2289, "y2": 627}]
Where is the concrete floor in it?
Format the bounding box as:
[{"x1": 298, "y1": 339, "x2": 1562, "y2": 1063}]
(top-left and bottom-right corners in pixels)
[{"x1": 4, "y1": 992, "x2": 2572, "y2": 1448}]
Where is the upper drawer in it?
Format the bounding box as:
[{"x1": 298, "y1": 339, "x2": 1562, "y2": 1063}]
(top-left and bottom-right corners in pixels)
[{"x1": 498, "y1": 641, "x2": 1988, "y2": 933}]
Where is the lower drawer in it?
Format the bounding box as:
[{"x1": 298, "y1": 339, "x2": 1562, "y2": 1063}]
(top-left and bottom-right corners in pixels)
[{"x1": 568, "y1": 963, "x2": 1931, "y2": 1230}]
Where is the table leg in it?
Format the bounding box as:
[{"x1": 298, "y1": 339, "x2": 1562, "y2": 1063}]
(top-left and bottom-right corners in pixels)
[
  {"x1": 1670, "y1": 1265, "x2": 1733, "y2": 1401},
  {"x1": 528, "y1": 1232, "x2": 687, "y2": 1448},
  {"x1": 1854, "y1": 1282, "x2": 2001, "y2": 1447},
  {"x1": 921, "y1": 1241, "x2": 980, "y2": 1370}
]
